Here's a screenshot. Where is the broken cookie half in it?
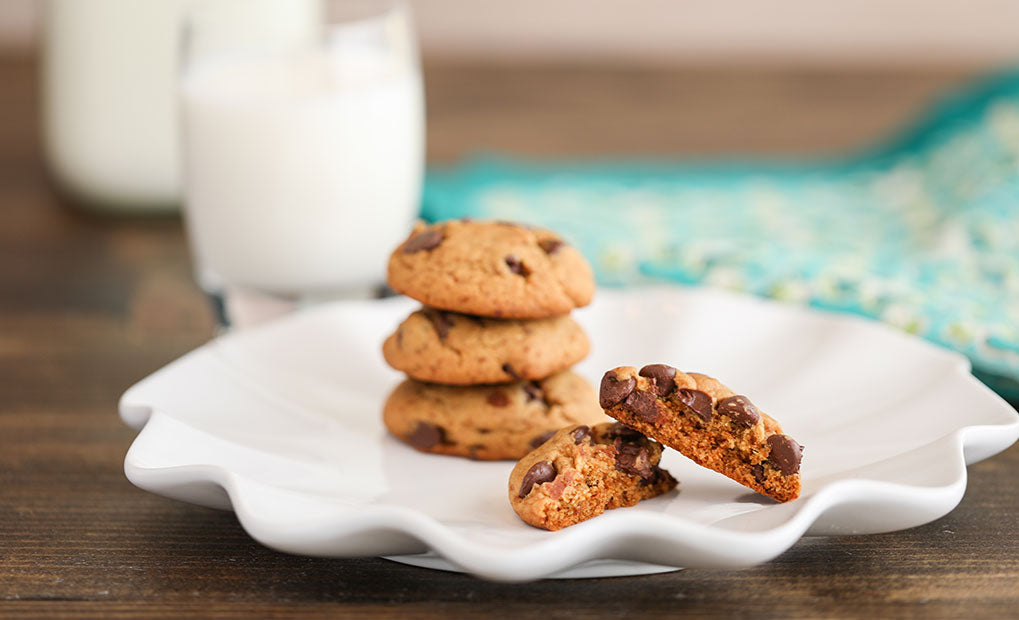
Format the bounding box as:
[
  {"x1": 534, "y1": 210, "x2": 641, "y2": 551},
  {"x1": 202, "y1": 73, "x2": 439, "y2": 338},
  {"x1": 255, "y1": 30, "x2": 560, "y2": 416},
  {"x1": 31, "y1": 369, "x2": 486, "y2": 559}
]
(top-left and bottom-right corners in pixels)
[
  {"x1": 509, "y1": 422, "x2": 678, "y2": 530},
  {"x1": 600, "y1": 365, "x2": 803, "y2": 502}
]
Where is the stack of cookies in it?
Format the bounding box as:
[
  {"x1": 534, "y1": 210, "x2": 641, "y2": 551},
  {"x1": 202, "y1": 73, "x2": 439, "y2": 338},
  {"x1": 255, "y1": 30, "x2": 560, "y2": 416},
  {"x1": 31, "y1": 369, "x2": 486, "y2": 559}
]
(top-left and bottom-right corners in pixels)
[{"x1": 381, "y1": 219, "x2": 607, "y2": 460}]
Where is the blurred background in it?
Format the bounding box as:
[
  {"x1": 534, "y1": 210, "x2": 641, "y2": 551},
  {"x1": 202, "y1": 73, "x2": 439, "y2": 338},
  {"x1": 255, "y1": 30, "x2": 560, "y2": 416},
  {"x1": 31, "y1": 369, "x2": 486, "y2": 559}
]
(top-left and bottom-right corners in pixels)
[
  {"x1": 6, "y1": 0, "x2": 1019, "y2": 65},
  {"x1": 1, "y1": 0, "x2": 1017, "y2": 395},
  {"x1": 4, "y1": 0, "x2": 1013, "y2": 165}
]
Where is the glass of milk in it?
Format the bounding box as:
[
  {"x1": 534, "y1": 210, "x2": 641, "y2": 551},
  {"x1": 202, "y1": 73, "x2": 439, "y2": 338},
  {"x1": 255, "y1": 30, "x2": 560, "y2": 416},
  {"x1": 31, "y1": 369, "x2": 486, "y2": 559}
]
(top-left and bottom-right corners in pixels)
[{"x1": 180, "y1": 0, "x2": 424, "y2": 328}]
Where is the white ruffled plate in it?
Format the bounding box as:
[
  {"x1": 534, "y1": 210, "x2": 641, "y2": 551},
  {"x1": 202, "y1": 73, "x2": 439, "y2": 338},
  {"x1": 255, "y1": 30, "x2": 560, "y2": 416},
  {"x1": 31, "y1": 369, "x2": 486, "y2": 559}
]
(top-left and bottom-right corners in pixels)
[{"x1": 120, "y1": 287, "x2": 1019, "y2": 582}]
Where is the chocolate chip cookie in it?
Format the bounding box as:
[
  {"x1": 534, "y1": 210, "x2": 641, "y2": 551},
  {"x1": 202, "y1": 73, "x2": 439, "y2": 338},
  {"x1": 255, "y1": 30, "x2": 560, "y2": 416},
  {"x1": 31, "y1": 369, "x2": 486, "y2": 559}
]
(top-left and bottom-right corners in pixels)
[
  {"x1": 599, "y1": 365, "x2": 803, "y2": 502},
  {"x1": 387, "y1": 220, "x2": 595, "y2": 319},
  {"x1": 509, "y1": 422, "x2": 678, "y2": 531},
  {"x1": 382, "y1": 307, "x2": 590, "y2": 385},
  {"x1": 383, "y1": 370, "x2": 607, "y2": 460}
]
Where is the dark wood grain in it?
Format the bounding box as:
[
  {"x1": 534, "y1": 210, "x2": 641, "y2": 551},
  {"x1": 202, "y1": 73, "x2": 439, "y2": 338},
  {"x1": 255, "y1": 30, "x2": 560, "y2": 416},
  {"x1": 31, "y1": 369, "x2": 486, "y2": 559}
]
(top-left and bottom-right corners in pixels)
[{"x1": 1, "y1": 54, "x2": 1017, "y2": 618}]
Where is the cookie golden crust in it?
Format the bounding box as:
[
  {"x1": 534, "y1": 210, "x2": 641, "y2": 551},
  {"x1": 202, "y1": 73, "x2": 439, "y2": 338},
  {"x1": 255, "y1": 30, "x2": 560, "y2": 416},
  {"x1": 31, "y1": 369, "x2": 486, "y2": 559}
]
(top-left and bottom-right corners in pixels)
[
  {"x1": 599, "y1": 365, "x2": 803, "y2": 502},
  {"x1": 387, "y1": 220, "x2": 595, "y2": 319},
  {"x1": 509, "y1": 423, "x2": 678, "y2": 531},
  {"x1": 383, "y1": 371, "x2": 607, "y2": 461},
  {"x1": 382, "y1": 307, "x2": 590, "y2": 385}
]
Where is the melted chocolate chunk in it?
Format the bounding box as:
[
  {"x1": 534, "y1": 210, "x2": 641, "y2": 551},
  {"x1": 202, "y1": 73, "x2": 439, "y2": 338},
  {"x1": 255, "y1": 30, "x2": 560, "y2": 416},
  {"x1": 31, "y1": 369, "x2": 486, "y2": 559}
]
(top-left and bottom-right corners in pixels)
[
  {"x1": 529, "y1": 430, "x2": 557, "y2": 449},
  {"x1": 519, "y1": 461, "x2": 557, "y2": 498},
  {"x1": 407, "y1": 422, "x2": 444, "y2": 450},
  {"x1": 677, "y1": 389, "x2": 713, "y2": 422},
  {"x1": 624, "y1": 389, "x2": 661, "y2": 423},
  {"x1": 766, "y1": 434, "x2": 803, "y2": 475},
  {"x1": 538, "y1": 238, "x2": 565, "y2": 254},
  {"x1": 423, "y1": 308, "x2": 455, "y2": 339},
  {"x1": 642, "y1": 468, "x2": 667, "y2": 487},
  {"x1": 614, "y1": 442, "x2": 655, "y2": 480},
  {"x1": 402, "y1": 229, "x2": 443, "y2": 253},
  {"x1": 599, "y1": 372, "x2": 637, "y2": 409},
  {"x1": 639, "y1": 364, "x2": 678, "y2": 397},
  {"x1": 603, "y1": 423, "x2": 644, "y2": 443},
  {"x1": 571, "y1": 425, "x2": 592, "y2": 444},
  {"x1": 522, "y1": 381, "x2": 547, "y2": 406},
  {"x1": 486, "y1": 390, "x2": 509, "y2": 407},
  {"x1": 504, "y1": 255, "x2": 531, "y2": 276},
  {"x1": 751, "y1": 463, "x2": 766, "y2": 484},
  {"x1": 717, "y1": 395, "x2": 761, "y2": 427}
]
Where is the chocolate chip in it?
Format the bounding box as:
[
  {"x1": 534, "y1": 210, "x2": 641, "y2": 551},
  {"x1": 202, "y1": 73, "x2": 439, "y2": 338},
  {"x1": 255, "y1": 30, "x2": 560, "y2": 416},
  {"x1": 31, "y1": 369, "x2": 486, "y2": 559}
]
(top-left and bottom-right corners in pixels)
[
  {"x1": 677, "y1": 389, "x2": 713, "y2": 422},
  {"x1": 522, "y1": 381, "x2": 546, "y2": 405},
  {"x1": 638, "y1": 364, "x2": 678, "y2": 397},
  {"x1": 615, "y1": 442, "x2": 654, "y2": 480},
  {"x1": 519, "y1": 461, "x2": 557, "y2": 498},
  {"x1": 767, "y1": 435, "x2": 803, "y2": 476},
  {"x1": 407, "y1": 422, "x2": 444, "y2": 450},
  {"x1": 486, "y1": 390, "x2": 509, "y2": 407},
  {"x1": 599, "y1": 372, "x2": 636, "y2": 409},
  {"x1": 751, "y1": 463, "x2": 766, "y2": 484},
  {"x1": 422, "y1": 308, "x2": 455, "y2": 339},
  {"x1": 402, "y1": 229, "x2": 443, "y2": 253},
  {"x1": 468, "y1": 445, "x2": 484, "y2": 460},
  {"x1": 571, "y1": 425, "x2": 592, "y2": 444},
  {"x1": 624, "y1": 389, "x2": 660, "y2": 423},
  {"x1": 604, "y1": 423, "x2": 644, "y2": 442},
  {"x1": 529, "y1": 430, "x2": 556, "y2": 449},
  {"x1": 502, "y1": 363, "x2": 521, "y2": 380},
  {"x1": 717, "y1": 395, "x2": 761, "y2": 427},
  {"x1": 505, "y1": 255, "x2": 531, "y2": 276},
  {"x1": 538, "y1": 238, "x2": 565, "y2": 254},
  {"x1": 643, "y1": 468, "x2": 667, "y2": 487}
]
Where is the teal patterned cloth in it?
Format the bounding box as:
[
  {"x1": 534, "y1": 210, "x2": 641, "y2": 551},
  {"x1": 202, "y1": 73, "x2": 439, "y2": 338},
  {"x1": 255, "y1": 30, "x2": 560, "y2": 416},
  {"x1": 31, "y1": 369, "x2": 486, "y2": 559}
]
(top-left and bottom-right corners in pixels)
[{"x1": 422, "y1": 71, "x2": 1019, "y2": 398}]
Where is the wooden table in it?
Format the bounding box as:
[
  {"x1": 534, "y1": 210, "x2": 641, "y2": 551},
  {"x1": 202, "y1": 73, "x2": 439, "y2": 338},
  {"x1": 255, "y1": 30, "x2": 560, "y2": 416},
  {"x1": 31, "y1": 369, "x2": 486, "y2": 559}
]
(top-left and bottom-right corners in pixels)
[{"x1": 2, "y1": 54, "x2": 1017, "y2": 618}]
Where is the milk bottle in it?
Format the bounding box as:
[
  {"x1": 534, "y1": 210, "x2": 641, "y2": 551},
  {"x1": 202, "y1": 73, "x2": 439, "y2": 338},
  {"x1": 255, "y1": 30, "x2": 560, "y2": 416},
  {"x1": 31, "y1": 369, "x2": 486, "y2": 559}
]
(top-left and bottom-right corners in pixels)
[{"x1": 42, "y1": 0, "x2": 322, "y2": 213}]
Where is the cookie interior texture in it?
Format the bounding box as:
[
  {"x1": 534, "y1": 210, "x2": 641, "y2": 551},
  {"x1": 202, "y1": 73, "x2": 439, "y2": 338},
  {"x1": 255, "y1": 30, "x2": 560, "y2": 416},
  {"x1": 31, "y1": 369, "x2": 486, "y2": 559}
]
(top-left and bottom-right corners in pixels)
[
  {"x1": 387, "y1": 220, "x2": 595, "y2": 319},
  {"x1": 382, "y1": 371, "x2": 607, "y2": 461},
  {"x1": 599, "y1": 365, "x2": 803, "y2": 502},
  {"x1": 382, "y1": 307, "x2": 590, "y2": 385},
  {"x1": 509, "y1": 422, "x2": 678, "y2": 531}
]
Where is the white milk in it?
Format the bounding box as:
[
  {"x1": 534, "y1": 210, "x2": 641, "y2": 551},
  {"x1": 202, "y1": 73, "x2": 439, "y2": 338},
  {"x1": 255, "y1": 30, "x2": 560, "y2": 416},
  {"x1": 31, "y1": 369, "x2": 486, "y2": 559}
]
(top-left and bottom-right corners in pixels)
[
  {"x1": 42, "y1": 0, "x2": 322, "y2": 212},
  {"x1": 181, "y1": 45, "x2": 424, "y2": 295}
]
